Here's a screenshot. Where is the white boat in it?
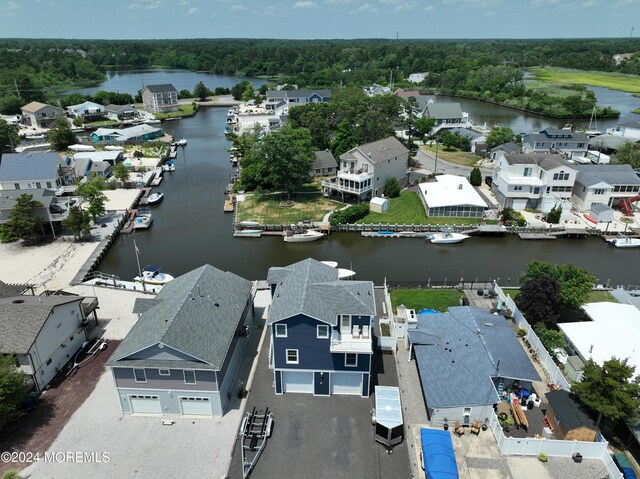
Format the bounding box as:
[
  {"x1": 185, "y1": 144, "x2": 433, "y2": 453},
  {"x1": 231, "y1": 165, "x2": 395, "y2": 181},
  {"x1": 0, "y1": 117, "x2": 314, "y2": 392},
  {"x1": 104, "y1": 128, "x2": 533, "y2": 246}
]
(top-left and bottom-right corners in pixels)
[
  {"x1": 177, "y1": 138, "x2": 188, "y2": 146},
  {"x1": 25, "y1": 134, "x2": 45, "y2": 140},
  {"x1": 337, "y1": 268, "x2": 356, "y2": 279},
  {"x1": 134, "y1": 265, "x2": 174, "y2": 285},
  {"x1": 429, "y1": 229, "x2": 469, "y2": 244},
  {"x1": 162, "y1": 161, "x2": 175, "y2": 172},
  {"x1": 234, "y1": 229, "x2": 263, "y2": 238},
  {"x1": 144, "y1": 119, "x2": 161, "y2": 125},
  {"x1": 104, "y1": 145, "x2": 125, "y2": 151},
  {"x1": 239, "y1": 220, "x2": 260, "y2": 228},
  {"x1": 133, "y1": 213, "x2": 153, "y2": 229},
  {"x1": 69, "y1": 144, "x2": 96, "y2": 152},
  {"x1": 584, "y1": 106, "x2": 602, "y2": 137},
  {"x1": 283, "y1": 229, "x2": 324, "y2": 243},
  {"x1": 609, "y1": 236, "x2": 640, "y2": 248},
  {"x1": 321, "y1": 261, "x2": 338, "y2": 268},
  {"x1": 147, "y1": 192, "x2": 164, "y2": 204}
]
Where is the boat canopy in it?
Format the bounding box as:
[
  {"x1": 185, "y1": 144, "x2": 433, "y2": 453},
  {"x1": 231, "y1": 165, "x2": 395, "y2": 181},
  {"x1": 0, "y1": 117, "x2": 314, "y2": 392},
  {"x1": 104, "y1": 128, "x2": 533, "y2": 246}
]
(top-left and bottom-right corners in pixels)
[
  {"x1": 375, "y1": 386, "x2": 403, "y2": 429},
  {"x1": 143, "y1": 265, "x2": 162, "y2": 273},
  {"x1": 420, "y1": 428, "x2": 458, "y2": 479}
]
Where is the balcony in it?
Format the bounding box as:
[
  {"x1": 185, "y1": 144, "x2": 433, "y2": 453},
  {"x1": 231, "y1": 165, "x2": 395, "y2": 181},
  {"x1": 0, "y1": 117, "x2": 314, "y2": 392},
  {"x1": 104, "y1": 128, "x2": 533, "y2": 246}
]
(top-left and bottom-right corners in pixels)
[
  {"x1": 329, "y1": 328, "x2": 373, "y2": 354},
  {"x1": 338, "y1": 169, "x2": 373, "y2": 182},
  {"x1": 321, "y1": 173, "x2": 374, "y2": 196}
]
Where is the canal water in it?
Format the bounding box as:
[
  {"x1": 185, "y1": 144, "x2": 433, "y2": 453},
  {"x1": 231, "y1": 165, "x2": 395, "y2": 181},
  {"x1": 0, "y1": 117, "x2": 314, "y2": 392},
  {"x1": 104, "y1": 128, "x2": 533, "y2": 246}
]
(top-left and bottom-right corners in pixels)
[{"x1": 78, "y1": 69, "x2": 640, "y2": 284}]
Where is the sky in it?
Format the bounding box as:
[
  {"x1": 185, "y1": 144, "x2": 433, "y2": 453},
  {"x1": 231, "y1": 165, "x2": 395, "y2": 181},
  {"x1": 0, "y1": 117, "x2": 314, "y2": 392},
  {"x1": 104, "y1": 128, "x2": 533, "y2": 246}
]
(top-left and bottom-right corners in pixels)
[{"x1": 0, "y1": 0, "x2": 639, "y2": 39}]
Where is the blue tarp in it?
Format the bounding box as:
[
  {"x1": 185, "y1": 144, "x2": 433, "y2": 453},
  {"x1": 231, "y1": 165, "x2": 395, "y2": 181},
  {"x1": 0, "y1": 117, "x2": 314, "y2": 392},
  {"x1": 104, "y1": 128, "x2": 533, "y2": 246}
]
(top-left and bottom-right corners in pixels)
[{"x1": 420, "y1": 429, "x2": 458, "y2": 479}]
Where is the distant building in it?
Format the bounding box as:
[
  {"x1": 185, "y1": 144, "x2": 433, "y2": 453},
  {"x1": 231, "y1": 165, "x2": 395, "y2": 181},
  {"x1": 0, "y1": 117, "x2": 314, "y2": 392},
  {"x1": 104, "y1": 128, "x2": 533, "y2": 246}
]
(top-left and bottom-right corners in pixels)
[
  {"x1": 570, "y1": 164, "x2": 640, "y2": 212},
  {"x1": 20, "y1": 101, "x2": 64, "y2": 129},
  {"x1": 407, "y1": 72, "x2": 428, "y2": 84},
  {"x1": 66, "y1": 101, "x2": 106, "y2": 122},
  {"x1": 522, "y1": 127, "x2": 588, "y2": 159},
  {"x1": 265, "y1": 89, "x2": 331, "y2": 106},
  {"x1": 489, "y1": 142, "x2": 521, "y2": 160},
  {"x1": 606, "y1": 121, "x2": 640, "y2": 140},
  {"x1": 363, "y1": 84, "x2": 392, "y2": 97},
  {"x1": 393, "y1": 88, "x2": 421, "y2": 98},
  {"x1": 91, "y1": 124, "x2": 164, "y2": 142},
  {"x1": 418, "y1": 175, "x2": 487, "y2": 218},
  {"x1": 105, "y1": 104, "x2": 139, "y2": 121},
  {"x1": 421, "y1": 103, "x2": 468, "y2": 132},
  {"x1": 141, "y1": 84, "x2": 179, "y2": 114},
  {"x1": 311, "y1": 150, "x2": 337, "y2": 177}
]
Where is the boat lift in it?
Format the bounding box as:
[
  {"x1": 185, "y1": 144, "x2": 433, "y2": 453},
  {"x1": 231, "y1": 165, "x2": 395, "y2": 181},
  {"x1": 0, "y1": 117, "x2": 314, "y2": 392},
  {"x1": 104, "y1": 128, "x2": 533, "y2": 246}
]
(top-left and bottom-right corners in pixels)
[{"x1": 240, "y1": 407, "x2": 274, "y2": 479}]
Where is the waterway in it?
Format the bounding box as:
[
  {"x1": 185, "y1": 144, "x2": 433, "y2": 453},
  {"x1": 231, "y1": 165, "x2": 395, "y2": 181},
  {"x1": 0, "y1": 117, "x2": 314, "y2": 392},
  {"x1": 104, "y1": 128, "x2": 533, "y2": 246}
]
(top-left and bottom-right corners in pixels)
[{"x1": 75, "y1": 69, "x2": 640, "y2": 285}]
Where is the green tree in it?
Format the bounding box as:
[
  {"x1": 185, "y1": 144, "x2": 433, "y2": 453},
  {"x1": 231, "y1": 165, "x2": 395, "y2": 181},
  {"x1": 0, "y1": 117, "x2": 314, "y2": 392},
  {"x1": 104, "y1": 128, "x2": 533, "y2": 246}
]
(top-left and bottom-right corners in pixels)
[
  {"x1": 2, "y1": 470, "x2": 24, "y2": 479},
  {"x1": 0, "y1": 119, "x2": 20, "y2": 153},
  {"x1": 2, "y1": 194, "x2": 44, "y2": 242},
  {"x1": 330, "y1": 118, "x2": 356, "y2": 158},
  {"x1": 177, "y1": 89, "x2": 192, "y2": 100},
  {"x1": 133, "y1": 150, "x2": 144, "y2": 158},
  {"x1": 486, "y1": 127, "x2": 515, "y2": 150},
  {"x1": 242, "y1": 84, "x2": 255, "y2": 102},
  {"x1": 72, "y1": 116, "x2": 84, "y2": 127},
  {"x1": 61, "y1": 206, "x2": 91, "y2": 240},
  {"x1": 414, "y1": 117, "x2": 435, "y2": 139},
  {"x1": 519, "y1": 261, "x2": 595, "y2": 310},
  {"x1": 469, "y1": 167, "x2": 482, "y2": 186},
  {"x1": 0, "y1": 94, "x2": 23, "y2": 115},
  {"x1": 546, "y1": 204, "x2": 562, "y2": 224},
  {"x1": 75, "y1": 177, "x2": 107, "y2": 222},
  {"x1": 515, "y1": 276, "x2": 563, "y2": 326},
  {"x1": 112, "y1": 162, "x2": 130, "y2": 183},
  {"x1": 60, "y1": 93, "x2": 89, "y2": 109},
  {"x1": 193, "y1": 81, "x2": 209, "y2": 101},
  {"x1": 572, "y1": 358, "x2": 640, "y2": 428},
  {"x1": 231, "y1": 81, "x2": 252, "y2": 101},
  {"x1": 0, "y1": 353, "x2": 29, "y2": 428},
  {"x1": 614, "y1": 141, "x2": 640, "y2": 168},
  {"x1": 213, "y1": 87, "x2": 231, "y2": 96},
  {"x1": 48, "y1": 116, "x2": 77, "y2": 151},
  {"x1": 533, "y1": 323, "x2": 567, "y2": 357},
  {"x1": 383, "y1": 177, "x2": 400, "y2": 198}
]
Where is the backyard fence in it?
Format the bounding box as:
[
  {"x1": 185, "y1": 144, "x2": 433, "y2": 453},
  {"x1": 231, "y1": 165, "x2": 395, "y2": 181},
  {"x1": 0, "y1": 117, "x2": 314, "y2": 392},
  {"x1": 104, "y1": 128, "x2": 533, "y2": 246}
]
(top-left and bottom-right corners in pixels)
[{"x1": 386, "y1": 280, "x2": 495, "y2": 291}]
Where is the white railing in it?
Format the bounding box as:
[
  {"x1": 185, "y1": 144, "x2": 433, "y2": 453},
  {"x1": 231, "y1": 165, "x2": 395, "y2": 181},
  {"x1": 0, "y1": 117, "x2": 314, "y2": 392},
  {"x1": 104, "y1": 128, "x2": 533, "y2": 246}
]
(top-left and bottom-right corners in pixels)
[
  {"x1": 329, "y1": 330, "x2": 372, "y2": 353},
  {"x1": 321, "y1": 179, "x2": 373, "y2": 195},
  {"x1": 489, "y1": 412, "x2": 622, "y2": 479},
  {"x1": 495, "y1": 284, "x2": 571, "y2": 391}
]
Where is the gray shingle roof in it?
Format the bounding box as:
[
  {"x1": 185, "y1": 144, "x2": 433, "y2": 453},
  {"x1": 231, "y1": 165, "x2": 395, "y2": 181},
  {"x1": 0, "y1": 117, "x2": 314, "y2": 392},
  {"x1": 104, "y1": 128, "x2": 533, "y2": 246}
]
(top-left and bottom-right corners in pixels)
[
  {"x1": 409, "y1": 307, "x2": 539, "y2": 409},
  {"x1": 0, "y1": 189, "x2": 56, "y2": 213},
  {"x1": 0, "y1": 296, "x2": 83, "y2": 354},
  {"x1": 0, "y1": 153, "x2": 62, "y2": 182},
  {"x1": 0, "y1": 280, "x2": 31, "y2": 298},
  {"x1": 423, "y1": 103, "x2": 463, "y2": 120},
  {"x1": 524, "y1": 128, "x2": 589, "y2": 143},
  {"x1": 589, "y1": 134, "x2": 635, "y2": 151},
  {"x1": 109, "y1": 265, "x2": 253, "y2": 370},
  {"x1": 143, "y1": 84, "x2": 177, "y2": 94},
  {"x1": 267, "y1": 258, "x2": 375, "y2": 326},
  {"x1": 546, "y1": 390, "x2": 598, "y2": 432},
  {"x1": 490, "y1": 142, "x2": 521, "y2": 153},
  {"x1": 313, "y1": 150, "x2": 336, "y2": 170},
  {"x1": 132, "y1": 297, "x2": 160, "y2": 314},
  {"x1": 504, "y1": 153, "x2": 569, "y2": 171},
  {"x1": 266, "y1": 89, "x2": 331, "y2": 99},
  {"x1": 574, "y1": 164, "x2": 640, "y2": 187},
  {"x1": 340, "y1": 136, "x2": 408, "y2": 165}
]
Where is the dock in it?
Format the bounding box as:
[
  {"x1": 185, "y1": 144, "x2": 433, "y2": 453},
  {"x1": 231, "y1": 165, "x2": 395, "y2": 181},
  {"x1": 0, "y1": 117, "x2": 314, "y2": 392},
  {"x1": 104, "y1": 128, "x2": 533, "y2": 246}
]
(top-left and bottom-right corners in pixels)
[
  {"x1": 361, "y1": 231, "x2": 429, "y2": 238},
  {"x1": 518, "y1": 233, "x2": 557, "y2": 240},
  {"x1": 224, "y1": 195, "x2": 235, "y2": 212}
]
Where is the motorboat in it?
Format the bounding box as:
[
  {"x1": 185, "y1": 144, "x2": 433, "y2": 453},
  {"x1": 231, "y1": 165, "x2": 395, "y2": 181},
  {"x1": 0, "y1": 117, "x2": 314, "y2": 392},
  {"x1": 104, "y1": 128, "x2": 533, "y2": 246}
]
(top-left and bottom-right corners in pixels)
[
  {"x1": 177, "y1": 138, "x2": 188, "y2": 146},
  {"x1": 25, "y1": 134, "x2": 45, "y2": 140},
  {"x1": 234, "y1": 229, "x2": 263, "y2": 238},
  {"x1": 429, "y1": 229, "x2": 469, "y2": 244},
  {"x1": 283, "y1": 229, "x2": 324, "y2": 243},
  {"x1": 239, "y1": 220, "x2": 260, "y2": 228},
  {"x1": 320, "y1": 261, "x2": 338, "y2": 268},
  {"x1": 337, "y1": 268, "x2": 356, "y2": 279},
  {"x1": 134, "y1": 265, "x2": 174, "y2": 285},
  {"x1": 144, "y1": 119, "x2": 161, "y2": 125},
  {"x1": 147, "y1": 192, "x2": 164, "y2": 204},
  {"x1": 608, "y1": 236, "x2": 640, "y2": 248},
  {"x1": 162, "y1": 161, "x2": 175, "y2": 172},
  {"x1": 104, "y1": 145, "x2": 125, "y2": 151},
  {"x1": 69, "y1": 144, "x2": 96, "y2": 152},
  {"x1": 133, "y1": 212, "x2": 153, "y2": 229}
]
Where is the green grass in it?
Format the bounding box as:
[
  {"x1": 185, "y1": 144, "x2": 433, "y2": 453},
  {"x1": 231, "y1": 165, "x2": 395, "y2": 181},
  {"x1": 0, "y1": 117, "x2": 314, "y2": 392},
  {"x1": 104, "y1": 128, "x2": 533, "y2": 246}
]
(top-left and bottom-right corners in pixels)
[
  {"x1": 523, "y1": 79, "x2": 588, "y2": 98},
  {"x1": 237, "y1": 193, "x2": 343, "y2": 224},
  {"x1": 421, "y1": 145, "x2": 481, "y2": 167},
  {"x1": 390, "y1": 289, "x2": 463, "y2": 313},
  {"x1": 356, "y1": 191, "x2": 427, "y2": 224},
  {"x1": 84, "y1": 119, "x2": 118, "y2": 127},
  {"x1": 530, "y1": 67, "x2": 640, "y2": 94},
  {"x1": 151, "y1": 103, "x2": 198, "y2": 119},
  {"x1": 587, "y1": 290, "x2": 618, "y2": 303}
]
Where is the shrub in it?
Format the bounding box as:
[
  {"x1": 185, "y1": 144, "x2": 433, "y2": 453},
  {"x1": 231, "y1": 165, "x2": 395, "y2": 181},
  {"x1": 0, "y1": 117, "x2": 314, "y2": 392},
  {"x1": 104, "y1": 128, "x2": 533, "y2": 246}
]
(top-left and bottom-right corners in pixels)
[
  {"x1": 538, "y1": 452, "x2": 548, "y2": 462},
  {"x1": 517, "y1": 327, "x2": 527, "y2": 338},
  {"x1": 383, "y1": 178, "x2": 400, "y2": 198},
  {"x1": 469, "y1": 167, "x2": 482, "y2": 186},
  {"x1": 329, "y1": 203, "x2": 370, "y2": 226},
  {"x1": 545, "y1": 205, "x2": 562, "y2": 224}
]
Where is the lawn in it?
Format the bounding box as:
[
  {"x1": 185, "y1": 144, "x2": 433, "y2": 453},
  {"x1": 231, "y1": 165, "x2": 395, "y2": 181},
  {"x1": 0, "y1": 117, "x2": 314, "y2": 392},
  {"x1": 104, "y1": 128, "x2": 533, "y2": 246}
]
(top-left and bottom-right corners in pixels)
[
  {"x1": 237, "y1": 193, "x2": 343, "y2": 224},
  {"x1": 84, "y1": 119, "x2": 118, "y2": 128},
  {"x1": 152, "y1": 103, "x2": 198, "y2": 119},
  {"x1": 530, "y1": 67, "x2": 640, "y2": 94},
  {"x1": 421, "y1": 144, "x2": 482, "y2": 167},
  {"x1": 356, "y1": 191, "x2": 427, "y2": 224},
  {"x1": 390, "y1": 289, "x2": 463, "y2": 313},
  {"x1": 587, "y1": 290, "x2": 618, "y2": 303}
]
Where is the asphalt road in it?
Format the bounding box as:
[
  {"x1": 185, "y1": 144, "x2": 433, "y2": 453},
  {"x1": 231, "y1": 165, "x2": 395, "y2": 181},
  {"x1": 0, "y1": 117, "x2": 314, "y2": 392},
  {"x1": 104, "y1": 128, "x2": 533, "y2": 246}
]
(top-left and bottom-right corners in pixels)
[{"x1": 413, "y1": 148, "x2": 493, "y2": 178}]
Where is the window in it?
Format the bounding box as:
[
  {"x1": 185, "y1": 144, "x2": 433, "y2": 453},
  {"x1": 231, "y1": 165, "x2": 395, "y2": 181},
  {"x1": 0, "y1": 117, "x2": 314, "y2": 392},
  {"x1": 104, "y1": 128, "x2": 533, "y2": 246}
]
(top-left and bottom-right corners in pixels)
[
  {"x1": 134, "y1": 368, "x2": 146, "y2": 383},
  {"x1": 46, "y1": 358, "x2": 52, "y2": 366},
  {"x1": 183, "y1": 370, "x2": 196, "y2": 384},
  {"x1": 345, "y1": 353, "x2": 357, "y2": 367},
  {"x1": 286, "y1": 349, "x2": 299, "y2": 364},
  {"x1": 14, "y1": 183, "x2": 20, "y2": 190},
  {"x1": 594, "y1": 189, "x2": 605, "y2": 195},
  {"x1": 275, "y1": 324, "x2": 287, "y2": 338},
  {"x1": 159, "y1": 369, "x2": 170, "y2": 376},
  {"x1": 523, "y1": 167, "x2": 532, "y2": 177},
  {"x1": 36, "y1": 182, "x2": 41, "y2": 189},
  {"x1": 340, "y1": 315, "x2": 351, "y2": 333},
  {"x1": 317, "y1": 325, "x2": 330, "y2": 339},
  {"x1": 46, "y1": 182, "x2": 52, "y2": 188},
  {"x1": 513, "y1": 186, "x2": 523, "y2": 191}
]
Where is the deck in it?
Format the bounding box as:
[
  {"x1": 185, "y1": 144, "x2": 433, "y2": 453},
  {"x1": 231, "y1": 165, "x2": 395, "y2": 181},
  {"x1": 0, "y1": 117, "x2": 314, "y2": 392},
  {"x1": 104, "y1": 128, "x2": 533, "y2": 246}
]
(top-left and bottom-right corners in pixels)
[{"x1": 518, "y1": 233, "x2": 557, "y2": 240}]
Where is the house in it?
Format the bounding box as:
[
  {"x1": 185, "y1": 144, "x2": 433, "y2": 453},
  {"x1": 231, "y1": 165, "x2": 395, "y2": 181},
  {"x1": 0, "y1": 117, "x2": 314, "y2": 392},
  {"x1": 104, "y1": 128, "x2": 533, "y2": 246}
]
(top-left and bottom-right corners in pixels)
[
  {"x1": 418, "y1": 174, "x2": 488, "y2": 218},
  {"x1": 267, "y1": 258, "x2": 375, "y2": 397},
  {"x1": 407, "y1": 72, "x2": 428, "y2": 84},
  {"x1": 393, "y1": 88, "x2": 421, "y2": 98},
  {"x1": 20, "y1": 101, "x2": 64, "y2": 129},
  {"x1": 108, "y1": 265, "x2": 256, "y2": 417},
  {"x1": 545, "y1": 390, "x2": 599, "y2": 442},
  {"x1": 606, "y1": 121, "x2": 640, "y2": 140},
  {"x1": 448, "y1": 127, "x2": 486, "y2": 154},
  {"x1": 141, "y1": 84, "x2": 179, "y2": 114},
  {"x1": 321, "y1": 136, "x2": 409, "y2": 201},
  {"x1": 522, "y1": 127, "x2": 588, "y2": 159},
  {"x1": 0, "y1": 189, "x2": 78, "y2": 236},
  {"x1": 570, "y1": 164, "x2": 640, "y2": 212},
  {"x1": 408, "y1": 307, "x2": 540, "y2": 425},
  {"x1": 105, "y1": 104, "x2": 139, "y2": 121},
  {"x1": 421, "y1": 103, "x2": 469, "y2": 133},
  {"x1": 73, "y1": 150, "x2": 123, "y2": 166},
  {"x1": 489, "y1": 142, "x2": 521, "y2": 160},
  {"x1": 265, "y1": 89, "x2": 331, "y2": 105},
  {"x1": 0, "y1": 294, "x2": 93, "y2": 391},
  {"x1": 72, "y1": 151, "x2": 123, "y2": 179},
  {"x1": 66, "y1": 101, "x2": 106, "y2": 121},
  {"x1": 311, "y1": 150, "x2": 337, "y2": 177},
  {"x1": 91, "y1": 124, "x2": 164, "y2": 142},
  {"x1": 364, "y1": 84, "x2": 392, "y2": 97},
  {"x1": 589, "y1": 134, "x2": 636, "y2": 154},
  {"x1": 0, "y1": 152, "x2": 70, "y2": 191},
  {"x1": 491, "y1": 153, "x2": 577, "y2": 211}
]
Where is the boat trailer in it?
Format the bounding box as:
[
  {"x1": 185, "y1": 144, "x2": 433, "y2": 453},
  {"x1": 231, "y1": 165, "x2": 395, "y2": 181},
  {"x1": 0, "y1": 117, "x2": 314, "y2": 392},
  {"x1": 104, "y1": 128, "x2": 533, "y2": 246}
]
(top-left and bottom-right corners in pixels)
[{"x1": 240, "y1": 407, "x2": 274, "y2": 479}]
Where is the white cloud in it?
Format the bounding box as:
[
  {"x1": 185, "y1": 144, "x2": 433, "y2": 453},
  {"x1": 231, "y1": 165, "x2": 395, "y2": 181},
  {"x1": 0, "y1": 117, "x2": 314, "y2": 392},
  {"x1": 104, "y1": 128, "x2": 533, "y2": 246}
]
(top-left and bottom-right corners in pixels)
[
  {"x1": 442, "y1": 0, "x2": 502, "y2": 6},
  {"x1": 424, "y1": 5, "x2": 435, "y2": 11},
  {"x1": 129, "y1": 0, "x2": 163, "y2": 10},
  {"x1": 325, "y1": 0, "x2": 351, "y2": 3},
  {"x1": 581, "y1": 0, "x2": 600, "y2": 6},
  {"x1": 293, "y1": 0, "x2": 317, "y2": 8},
  {"x1": 393, "y1": 1, "x2": 417, "y2": 11},
  {"x1": 230, "y1": 3, "x2": 247, "y2": 10},
  {"x1": 187, "y1": 6, "x2": 199, "y2": 14},
  {"x1": 358, "y1": 2, "x2": 378, "y2": 11}
]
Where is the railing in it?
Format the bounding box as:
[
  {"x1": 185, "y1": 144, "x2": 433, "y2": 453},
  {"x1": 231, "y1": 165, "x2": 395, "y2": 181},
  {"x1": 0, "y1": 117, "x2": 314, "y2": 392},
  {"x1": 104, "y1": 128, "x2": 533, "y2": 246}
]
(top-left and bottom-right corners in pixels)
[
  {"x1": 320, "y1": 179, "x2": 372, "y2": 194},
  {"x1": 329, "y1": 330, "x2": 372, "y2": 353}
]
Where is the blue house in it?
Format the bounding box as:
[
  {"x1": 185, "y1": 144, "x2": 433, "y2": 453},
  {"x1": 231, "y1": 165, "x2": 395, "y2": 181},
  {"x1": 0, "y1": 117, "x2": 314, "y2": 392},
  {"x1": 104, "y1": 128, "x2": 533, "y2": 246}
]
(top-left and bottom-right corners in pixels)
[{"x1": 267, "y1": 258, "x2": 375, "y2": 397}]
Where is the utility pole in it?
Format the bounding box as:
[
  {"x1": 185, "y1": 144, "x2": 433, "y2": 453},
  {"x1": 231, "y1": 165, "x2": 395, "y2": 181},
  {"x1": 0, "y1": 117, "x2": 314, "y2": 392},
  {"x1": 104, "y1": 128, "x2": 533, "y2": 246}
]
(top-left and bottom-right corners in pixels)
[{"x1": 434, "y1": 138, "x2": 439, "y2": 175}]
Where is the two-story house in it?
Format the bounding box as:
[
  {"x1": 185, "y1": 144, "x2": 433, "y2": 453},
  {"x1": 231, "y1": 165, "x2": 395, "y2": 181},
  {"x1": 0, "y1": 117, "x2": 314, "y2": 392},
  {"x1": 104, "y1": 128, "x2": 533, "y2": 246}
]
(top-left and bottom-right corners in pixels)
[
  {"x1": 66, "y1": 101, "x2": 106, "y2": 122},
  {"x1": 20, "y1": 101, "x2": 64, "y2": 129},
  {"x1": 267, "y1": 258, "x2": 375, "y2": 397},
  {"x1": 141, "y1": 84, "x2": 179, "y2": 114},
  {"x1": 522, "y1": 127, "x2": 588, "y2": 159},
  {"x1": 108, "y1": 265, "x2": 256, "y2": 417},
  {"x1": 265, "y1": 89, "x2": 331, "y2": 106},
  {"x1": 606, "y1": 121, "x2": 640, "y2": 140},
  {"x1": 491, "y1": 153, "x2": 577, "y2": 211},
  {"x1": 0, "y1": 152, "x2": 71, "y2": 191},
  {"x1": 571, "y1": 164, "x2": 640, "y2": 212},
  {"x1": 321, "y1": 136, "x2": 409, "y2": 201},
  {"x1": 420, "y1": 103, "x2": 469, "y2": 134}
]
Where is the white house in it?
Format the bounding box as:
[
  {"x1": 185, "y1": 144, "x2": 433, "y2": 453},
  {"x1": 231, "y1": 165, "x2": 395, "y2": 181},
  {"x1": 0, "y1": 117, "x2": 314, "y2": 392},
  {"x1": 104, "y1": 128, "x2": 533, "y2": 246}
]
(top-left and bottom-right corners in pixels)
[
  {"x1": 66, "y1": 101, "x2": 106, "y2": 120},
  {"x1": 570, "y1": 164, "x2": 640, "y2": 212},
  {"x1": 418, "y1": 175, "x2": 487, "y2": 218},
  {"x1": 491, "y1": 153, "x2": 577, "y2": 211},
  {"x1": 20, "y1": 101, "x2": 64, "y2": 129},
  {"x1": 0, "y1": 152, "x2": 69, "y2": 191},
  {"x1": 522, "y1": 127, "x2": 589, "y2": 159},
  {"x1": 364, "y1": 84, "x2": 392, "y2": 97},
  {"x1": 407, "y1": 73, "x2": 428, "y2": 84},
  {"x1": 606, "y1": 121, "x2": 640, "y2": 140}
]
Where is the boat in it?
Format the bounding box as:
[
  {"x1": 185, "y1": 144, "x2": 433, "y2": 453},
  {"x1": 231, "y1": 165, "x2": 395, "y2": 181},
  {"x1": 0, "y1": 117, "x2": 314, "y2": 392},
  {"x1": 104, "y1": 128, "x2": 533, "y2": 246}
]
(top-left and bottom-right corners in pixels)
[
  {"x1": 177, "y1": 138, "x2": 188, "y2": 146},
  {"x1": 239, "y1": 220, "x2": 260, "y2": 228},
  {"x1": 429, "y1": 228, "x2": 469, "y2": 244},
  {"x1": 133, "y1": 212, "x2": 153, "y2": 229},
  {"x1": 584, "y1": 106, "x2": 602, "y2": 137},
  {"x1": 608, "y1": 236, "x2": 640, "y2": 248},
  {"x1": 147, "y1": 192, "x2": 164, "y2": 204},
  {"x1": 25, "y1": 134, "x2": 45, "y2": 140},
  {"x1": 69, "y1": 144, "x2": 96, "y2": 152},
  {"x1": 134, "y1": 265, "x2": 174, "y2": 285},
  {"x1": 144, "y1": 119, "x2": 161, "y2": 125},
  {"x1": 283, "y1": 229, "x2": 324, "y2": 243},
  {"x1": 320, "y1": 261, "x2": 338, "y2": 268},
  {"x1": 162, "y1": 161, "x2": 175, "y2": 172},
  {"x1": 337, "y1": 268, "x2": 356, "y2": 279},
  {"x1": 104, "y1": 145, "x2": 125, "y2": 151},
  {"x1": 234, "y1": 229, "x2": 263, "y2": 238}
]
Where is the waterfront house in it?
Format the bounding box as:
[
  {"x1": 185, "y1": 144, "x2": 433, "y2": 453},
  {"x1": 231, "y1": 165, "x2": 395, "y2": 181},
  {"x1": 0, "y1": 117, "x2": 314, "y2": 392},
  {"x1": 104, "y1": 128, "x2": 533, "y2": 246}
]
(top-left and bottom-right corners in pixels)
[
  {"x1": 364, "y1": 84, "x2": 392, "y2": 97},
  {"x1": 418, "y1": 174, "x2": 488, "y2": 218},
  {"x1": 570, "y1": 164, "x2": 640, "y2": 212},
  {"x1": 105, "y1": 104, "x2": 139, "y2": 121},
  {"x1": 321, "y1": 136, "x2": 409, "y2": 201},
  {"x1": 267, "y1": 258, "x2": 375, "y2": 397},
  {"x1": 141, "y1": 84, "x2": 179, "y2": 114},
  {"x1": 394, "y1": 88, "x2": 421, "y2": 99},
  {"x1": 407, "y1": 72, "x2": 428, "y2": 84},
  {"x1": 0, "y1": 294, "x2": 94, "y2": 391},
  {"x1": 91, "y1": 124, "x2": 163, "y2": 142},
  {"x1": 491, "y1": 153, "x2": 577, "y2": 211},
  {"x1": 311, "y1": 150, "x2": 337, "y2": 177},
  {"x1": 108, "y1": 265, "x2": 256, "y2": 417},
  {"x1": 265, "y1": 89, "x2": 331, "y2": 105},
  {"x1": 407, "y1": 307, "x2": 539, "y2": 426},
  {"x1": 0, "y1": 152, "x2": 71, "y2": 191},
  {"x1": 489, "y1": 142, "x2": 521, "y2": 160},
  {"x1": 606, "y1": 121, "x2": 640, "y2": 140},
  {"x1": 66, "y1": 101, "x2": 106, "y2": 122},
  {"x1": 420, "y1": 103, "x2": 469, "y2": 134},
  {"x1": 545, "y1": 390, "x2": 599, "y2": 442},
  {"x1": 522, "y1": 127, "x2": 588, "y2": 159},
  {"x1": 73, "y1": 150, "x2": 124, "y2": 167},
  {"x1": 0, "y1": 189, "x2": 79, "y2": 236},
  {"x1": 20, "y1": 101, "x2": 64, "y2": 129}
]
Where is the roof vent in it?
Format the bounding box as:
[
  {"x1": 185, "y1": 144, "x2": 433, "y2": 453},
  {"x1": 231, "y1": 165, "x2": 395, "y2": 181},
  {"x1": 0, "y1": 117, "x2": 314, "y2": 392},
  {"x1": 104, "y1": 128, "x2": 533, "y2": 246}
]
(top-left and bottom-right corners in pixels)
[
  {"x1": 214, "y1": 302, "x2": 220, "y2": 307},
  {"x1": 12, "y1": 299, "x2": 24, "y2": 304}
]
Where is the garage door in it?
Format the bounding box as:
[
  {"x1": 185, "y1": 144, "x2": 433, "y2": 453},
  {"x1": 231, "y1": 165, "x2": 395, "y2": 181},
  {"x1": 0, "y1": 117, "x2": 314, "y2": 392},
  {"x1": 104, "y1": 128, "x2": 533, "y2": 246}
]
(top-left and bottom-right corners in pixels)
[
  {"x1": 283, "y1": 371, "x2": 313, "y2": 393},
  {"x1": 512, "y1": 199, "x2": 527, "y2": 210},
  {"x1": 331, "y1": 373, "x2": 362, "y2": 395},
  {"x1": 180, "y1": 397, "x2": 212, "y2": 416},
  {"x1": 130, "y1": 395, "x2": 161, "y2": 414}
]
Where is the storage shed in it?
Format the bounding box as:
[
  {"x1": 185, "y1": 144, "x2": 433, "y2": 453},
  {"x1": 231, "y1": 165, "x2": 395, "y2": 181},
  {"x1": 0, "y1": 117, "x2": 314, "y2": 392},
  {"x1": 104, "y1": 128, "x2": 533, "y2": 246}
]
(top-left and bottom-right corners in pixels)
[
  {"x1": 545, "y1": 389, "x2": 599, "y2": 442},
  {"x1": 589, "y1": 203, "x2": 614, "y2": 223},
  {"x1": 370, "y1": 197, "x2": 390, "y2": 213}
]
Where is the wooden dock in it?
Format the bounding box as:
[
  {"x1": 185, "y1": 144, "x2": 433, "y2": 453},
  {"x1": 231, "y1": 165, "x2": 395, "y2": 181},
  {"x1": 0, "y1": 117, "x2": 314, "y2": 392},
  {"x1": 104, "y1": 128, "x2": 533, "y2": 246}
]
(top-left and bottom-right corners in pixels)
[
  {"x1": 361, "y1": 231, "x2": 429, "y2": 238},
  {"x1": 518, "y1": 233, "x2": 557, "y2": 240},
  {"x1": 224, "y1": 196, "x2": 235, "y2": 212},
  {"x1": 150, "y1": 176, "x2": 162, "y2": 186}
]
